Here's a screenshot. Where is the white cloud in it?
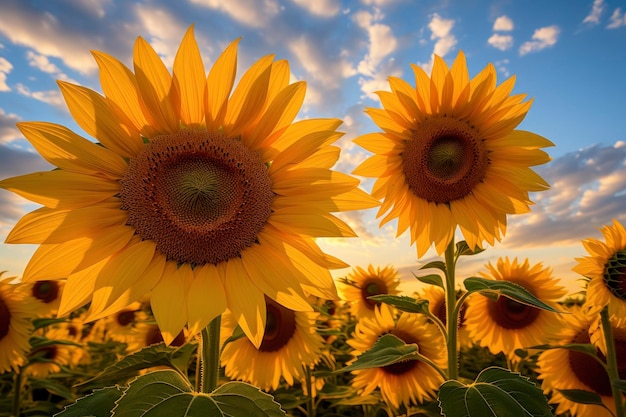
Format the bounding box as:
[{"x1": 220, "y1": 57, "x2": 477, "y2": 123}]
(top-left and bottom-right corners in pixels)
[
  {"x1": 361, "y1": 0, "x2": 397, "y2": 5},
  {"x1": 64, "y1": 0, "x2": 111, "y2": 18},
  {"x1": 494, "y1": 59, "x2": 510, "y2": 77},
  {"x1": 488, "y1": 34, "x2": 513, "y2": 51},
  {"x1": 354, "y1": 9, "x2": 398, "y2": 77},
  {"x1": 26, "y1": 51, "x2": 61, "y2": 74},
  {"x1": 134, "y1": 5, "x2": 189, "y2": 68},
  {"x1": 607, "y1": 7, "x2": 626, "y2": 29},
  {"x1": 493, "y1": 15, "x2": 514, "y2": 31},
  {"x1": 583, "y1": 0, "x2": 605, "y2": 24},
  {"x1": 418, "y1": 13, "x2": 457, "y2": 73},
  {"x1": 519, "y1": 25, "x2": 560, "y2": 56},
  {"x1": 0, "y1": 57, "x2": 12, "y2": 92},
  {"x1": 291, "y1": 0, "x2": 340, "y2": 17},
  {"x1": 15, "y1": 83, "x2": 64, "y2": 108},
  {"x1": 288, "y1": 35, "x2": 356, "y2": 88},
  {"x1": 0, "y1": 109, "x2": 21, "y2": 143},
  {"x1": 189, "y1": 0, "x2": 280, "y2": 28}
]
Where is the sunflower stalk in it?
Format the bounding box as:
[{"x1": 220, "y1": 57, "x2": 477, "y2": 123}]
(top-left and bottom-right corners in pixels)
[
  {"x1": 600, "y1": 306, "x2": 625, "y2": 417},
  {"x1": 444, "y1": 238, "x2": 459, "y2": 381},
  {"x1": 12, "y1": 368, "x2": 23, "y2": 417},
  {"x1": 200, "y1": 314, "x2": 222, "y2": 393}
]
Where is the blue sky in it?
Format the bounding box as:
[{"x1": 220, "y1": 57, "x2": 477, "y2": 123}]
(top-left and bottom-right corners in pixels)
[{"x1": 0, "y1": 0, "x2": 625, "y2": 296}]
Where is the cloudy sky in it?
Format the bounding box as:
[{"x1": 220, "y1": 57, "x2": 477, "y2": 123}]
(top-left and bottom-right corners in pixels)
[{"x1": 0, "y1": 0, "x2": 625, "y2": 296}]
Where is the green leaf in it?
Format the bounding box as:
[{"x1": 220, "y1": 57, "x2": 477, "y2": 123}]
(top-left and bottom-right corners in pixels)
[
  {"x1": 455, "y1": 241, "x2": 485, "y2": 257},
  {"x1": 463, "y1": 277, "x2": 562, "y2": 313},
  {"x1": 212, "y1": 381, "x2": 285, "y2": 416},
  {"x1": 614, "y1": 379, "x2": 626, "y2": 393},
  {"x1": 420, "y1": 261, "x2": 446, "y2": 273},
  {"x1": 77, "y1": 343, "x2": 192, "y2": 389},
  {"x1": 339, "y1": 334, "x2": 419, "y2": 372},
  {"x1": 556, "y1": 389, "x2": 605, "y2": 406},
  {"x1": 54, "y1": 386, "x2": 124, "y2": 417},
  {"x1": 415, "y1": 273, "x2": 444, "y2": 288},
  {"x1": 32, "y1": 317, "x2": 68, "y2": 331},
  {"x1": 368, "y1": 295, "x2": 430, "y2": 315},
  {"x1": 438, "y1": 367, "x2": 553, "y2": 417}
]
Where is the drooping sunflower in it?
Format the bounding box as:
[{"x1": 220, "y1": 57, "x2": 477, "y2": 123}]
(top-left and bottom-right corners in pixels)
[
  {"x1": 574, "y1": 219, "x2": 626, "y2": 326},
  {"x1": 339, "y1": 264, "x2": 401, "y2": 319},
  {"x1": 347, "y1": 304, "x2": 446, "y2": 409},
  {"x1": 220, "y1": 296, "x2": 324, "y2": 391},
  {"x1": 417, "y1": 284, "x2": 472, "y2": 348},
  {"x1": 0, "y1": 274, "x2": 36, "y2": 373},
  {"x1": 464, "y1": 257, "x2": 566, "y2": 360},
  {"x1": 536, "y1": 306, "x2": 620, "y2": 417},
  {"x1": 353, "y1": 51, "x2": 553, "y2": 256},
  {"x1": 0, "y1": 26, "x2": 377, "y2": 346}
]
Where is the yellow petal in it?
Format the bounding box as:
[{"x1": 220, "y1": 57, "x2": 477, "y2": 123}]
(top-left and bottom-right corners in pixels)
[
  {"x1": 150, "y1": 261, "x2": 191, "y2": 345},
  {"x1": 57, "y1": 81, "x2": 143, "y2": 158},
  {"x1": 206, "y1": 38, "x2": 239, "y2": 130},
  {"x1": 186, "y1": 263, "x2": 227, "y2": 336},
  {"x1": 270, "y1": 118, "x2": 342, "y2": 153},
  {"x1": 352, "y1": 154, "x2": 392, "y2": 177},
  {"x1": 58, "y1": 256, "x2": 110, "y2": 317},
  {"x1": 265, "y1": 59, "x2": 291, "y2": 108},
  {"x1": 0, "y1": 171, "x2": 119, "y2": 209},
  {"x1": 172, "y1": 26, "x2": 206, "y2": 126},
  {"x1": 269, "y1": 207, "x2": 356, "y2": 237},
  {"x1": 91, "y1": 50, "x2": 156, "y2": 137},
  {"x1": 388, "y1": 76, "x2": 421, "y2": 121},
  {"x1": 410, "y1": 63, "x2": 432, "y2": 113},
  {"x1": 223, "y1": 257, "x2": 266, "y2": 348},
  {"x1": 353, "y1": 132, "x2": 399, "y2": 155},
  {"x1": 18, "y1": 122, "x2": 128, "y2": 179},
  {"x1": 133, "y1": 36, "x2": 178, "y2": 134},
  {"x1": 6, "y1": 202, "x2": 126, "y2": 244},
  {"x1": 449, "y1": 50, "x2": 469, "y2": 107},
  {"x1": 271, "y1": 168, "x2": 358, "y2": 196},
  {"x1": 22, "y1": 226, "x2": 135, "y2": 282},
  {"x1": 270, "y1": 131, "x2": 342, "y2": 173}
]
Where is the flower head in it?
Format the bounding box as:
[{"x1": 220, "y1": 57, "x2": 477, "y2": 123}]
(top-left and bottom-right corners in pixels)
[
  {"x1": 0, "y1": 26, "x2": 377, "y2": 347},
  {"x1": 574, "y1": 219, "x2": 626, "y2": 325},
  {"x1": 347, "y1": 304, "x2": 446, "y2": 409},
  {"x1": 465, "y1": 257, "x2": 566, "y2": 360},
  {"x1": 339, "y1": 264, "x2": 401, "y2": 319},
  {"x1": 353, "y1": 51, "x2": 553, "y2": 256},
  {"x1": 0, "y1": 274, "x2": 36, "y2": 373}
]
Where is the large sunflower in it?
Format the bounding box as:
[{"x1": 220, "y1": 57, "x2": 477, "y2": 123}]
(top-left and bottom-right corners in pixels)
[
  {"x1": 574, "y1": 219, "x2": 626, "y2": 326},
  {"x1": 339, "y1": 264, "x2": 401, "y2": 319},
  {"x1": 347, "y1": 304, "x2": 446, "y2": 410},
  {"x1": 220, "y1": 297, "x2": 324, "y2": 391},
  {"x1": 536, "y1": 306, "x2": 620, "y2": 417},
  {"x1": 353, "y1": 51, "x2": 552, "y2": 256},
  {"x1": 0, "y1": 274, "x2": 36, "y2": 373},
  {"x1": 464, "y1": 257, "x2": 566, "y2": 360},
  {"x1": 0, "y1": 26, "x2": 377, "y2": 346}
]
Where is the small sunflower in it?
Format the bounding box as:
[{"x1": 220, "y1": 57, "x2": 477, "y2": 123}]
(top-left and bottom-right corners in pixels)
[
  {"x1": 220, "y1": 297, "x2": 324, "y2": 391},
  {"x1": 353, "y1": 51, "x2": 553, "y2": 256},
  {"x1": 127, "y1": 323, "x2": 189, "y2": 353},
  {"x1": 28, "y1": 279, "x2": 64, "y2": 317},
  {"x1": 91, "y1": 302, "x2": 149, "y2": 344},
  {"x1": 347, "y1": 304, "x2": 446, "y2": 409},
  {"x1": 0, "y1": 274, "x2": 36, "y2": 373},
  {"x1": 26, "y1": 321, "x2": 84, "y2": 378},
  {"x1": 418, "y1": 284, "x2": 472, "y2": 348},
  {"x1": 0, "y1": 26, "x2": 377, "y2": 346},
  {"x1": 339, "y1": 264, "x2": 401, "y2": 319},
  {"x1": 536, "y1": 306, "x2": 620, "y2": 417},
  {"x1": 464, "y1": 257, "x2": 566, "y2": 360},
  {"x1": 574, "y1": 219, "x2": 626, "y2": 326}
]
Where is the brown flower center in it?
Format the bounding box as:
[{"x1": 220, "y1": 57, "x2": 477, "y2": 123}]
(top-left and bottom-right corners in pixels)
[
  {"x1": 603, "y1": 249, "x2": 626, "y2": 301},
  {"x1": 361, "y1": 278, "x2": 389, "y2": 309},
  {"x1": 487, "y1": 295, "x2": 540, "y2": 329},
  {"x1": 120, "y1": 130, "x2": 274, "y2": 266},
  {"x1": 402, "y1": 117, "x2": 488, "y2": 204},
  {"x1": 146, "y1": 325, "x2": 186, "y2": 347},
  {"x1": 568, "y1": 331, "x2": 612, "y2": 396},
  {"x1": 32, "y1": 281, "x2": 59, "y2": 304},
  {"x1": 259, "y1": 298, "x2": 297, "y2": 353},
  {"x1": 382, "y1": 329, "x2": 420, "y2": 375},
  {"x1": 116, "y1": 310, "x2": 136, "y2": 327},
  {"x1": 0, "y1": 297, "x2": 10, "y2": 340}
]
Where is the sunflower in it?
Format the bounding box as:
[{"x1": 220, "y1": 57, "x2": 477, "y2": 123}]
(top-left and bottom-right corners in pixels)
[
  {"x1": 91, "y1": 301, "x2": 149, "y2": 344},
  {"x1": 28, "y1": 279, "x2": 64, "y2": 317},
  {"x1": 339, "y1": 264, "x2": 401, "y2": 319},
  {"x1": 536, "y1": 306, "x2": 620, "y2": 417},
  {"x1": 0, "y1": 26, "x2": 377, "y2": 347},
  {"x1": 347, "y1": 304, "x2": 446, "y2": 409},
  {"x1": 0, "y1": 274, "x2": 36, "y2": 373},
  {"x1": 220, "y1": 296, "x2": 324, "y2": 391},
  {"x1": 417, "y1": 284, "x2": 472, "y2": 348},
  {"x1": 574, "y1": 219, "x2": 626, "y2": 326},
  {"x1": 464, "y1": 257, "x2": 566, "y2": 360},
  {"x1": 353, "y1": 51, "x2": 553, "y2": 256},
  {"x1": 26, "y1": 320, "x2": 84, "y2": 378}
]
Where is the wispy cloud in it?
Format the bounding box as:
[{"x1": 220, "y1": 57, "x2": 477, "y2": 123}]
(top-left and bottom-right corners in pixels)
[
  {"x1": 189, "y1": 0, "x2": 281, "y2": 28},
  {"x1": 493, "y1": 15, "x2": 514, "y2": 31},
  {"x1": 15, "y1": 83, "x2": 65, "y2": 109},
  {"x1": 583, "y1": 0, "x2": 605, "y2": 24},
  {"x1": 519, "y1": 25, "x2": 560, "y2": 55},
  {"x1": 488, "y1": 34, "x2": 514, "y2": 51},
  {"x1": 0, "y1": 109, "x2": 21, "y2": 144},
  {"x1": 291, "y1": 0, "x2": 341, "y2": 17},
  {"x1": 419, "y1": 13, "x2": 457, "y2": 73},
  {"x1": 0, "y1": 57, "x2": 12, "y2": 92},
  {"x1": 607, "y1": 7, "x2": 626, "y2": 29}
]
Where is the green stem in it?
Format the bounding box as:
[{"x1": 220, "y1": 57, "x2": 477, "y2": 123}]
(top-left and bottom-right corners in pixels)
[
  {"x1": 12, "y1": 368, "x2": 23, "y2": 417},
  {"x1": 200, "y1": 315, "x2": 222, "y2": 393},
  {"x1": 600, "y1": 307, "x2": 625, "y2": 417},
  {"x1": 305, "y1": 366, "x2": 315, "y2": 417},
  {"x1": 444, "y1": 238, "x2": 458, "y2": 381}
]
